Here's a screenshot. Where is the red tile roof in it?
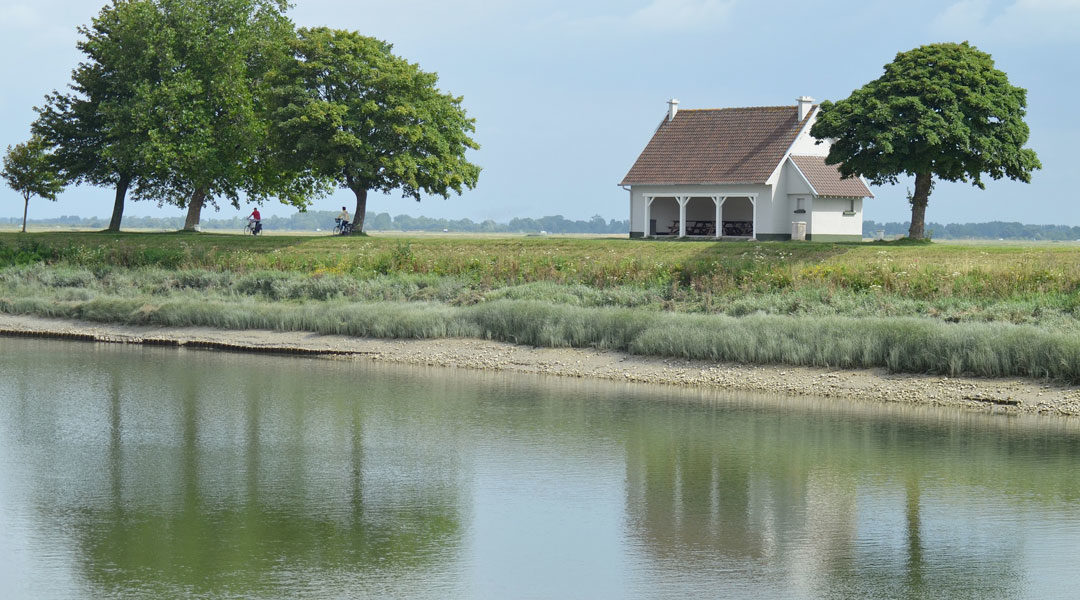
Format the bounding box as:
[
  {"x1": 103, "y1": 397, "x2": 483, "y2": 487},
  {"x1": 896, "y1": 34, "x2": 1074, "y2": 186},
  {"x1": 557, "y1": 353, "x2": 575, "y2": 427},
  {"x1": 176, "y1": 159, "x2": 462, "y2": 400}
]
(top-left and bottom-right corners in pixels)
[
  {"x1": 789, "y1": 155, "x2": 874, "y2": 198},
  {"x1": 620, "y1": 105, "x2": 812, "y2": 186}
]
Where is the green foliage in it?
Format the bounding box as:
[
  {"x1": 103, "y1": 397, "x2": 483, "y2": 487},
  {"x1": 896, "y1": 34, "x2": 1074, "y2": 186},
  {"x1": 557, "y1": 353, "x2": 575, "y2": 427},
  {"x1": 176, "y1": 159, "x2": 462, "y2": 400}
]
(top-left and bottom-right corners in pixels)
[
  {"x1": 131, "y1": 0, "x2": 311, "y2": 218},
  {"x1": 812, "y1": 42, "x2": 1041, "y2": 239},
  {"x1": 2, "y1": 136, "x2": 66, "y2": 232},
  {"x1": 813, "y1": 41, "x2": 1040, "y2": 187},
  {"x1": 271, "y1": 27, "x2": 480, "y2": 232},
  {"x1": 32, "y1": 0, "x2": 164, "y2": 229}
]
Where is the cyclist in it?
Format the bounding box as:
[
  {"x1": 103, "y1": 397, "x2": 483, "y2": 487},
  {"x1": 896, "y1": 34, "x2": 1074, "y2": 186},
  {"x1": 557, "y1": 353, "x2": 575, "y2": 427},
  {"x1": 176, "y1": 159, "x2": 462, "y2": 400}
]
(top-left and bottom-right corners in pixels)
[
  {"x1": 247, "y1": 208, "x2": 262, "y2": 235},
  {"x1": 336, "y1": 207, "x2": 351, "y2": 234}
]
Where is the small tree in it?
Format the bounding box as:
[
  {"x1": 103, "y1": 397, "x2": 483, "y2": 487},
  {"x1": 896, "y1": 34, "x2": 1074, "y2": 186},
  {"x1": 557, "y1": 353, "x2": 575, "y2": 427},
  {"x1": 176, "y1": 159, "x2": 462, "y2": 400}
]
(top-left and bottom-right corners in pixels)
[
  {"x1": 2, "y1": 137, "x2": 66, "y2": 232},
  {"x1": 811, "y1": 42, "x2": 1041, "y2": 240},
  {"x1": 271, "y1": 28, "x2": 480, "y2": 234}
]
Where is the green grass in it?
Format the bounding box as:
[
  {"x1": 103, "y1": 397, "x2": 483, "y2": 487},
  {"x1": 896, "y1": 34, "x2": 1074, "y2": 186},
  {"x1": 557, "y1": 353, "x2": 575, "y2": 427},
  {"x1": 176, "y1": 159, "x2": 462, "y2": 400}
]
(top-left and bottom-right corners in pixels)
[{"x1": 2, "y1": 231, "x2": 1079, "y2": 382}]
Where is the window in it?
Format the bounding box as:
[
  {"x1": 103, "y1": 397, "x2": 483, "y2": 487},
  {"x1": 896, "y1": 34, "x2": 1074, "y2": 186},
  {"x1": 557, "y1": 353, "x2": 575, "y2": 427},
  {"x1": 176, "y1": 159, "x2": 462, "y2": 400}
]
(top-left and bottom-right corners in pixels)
[
  {"x1": 843, "y1": 198, "x2": 856, "y2": 216},
  {"x1": 794, "y1": 197, "x2": 806, "y2": 214}
]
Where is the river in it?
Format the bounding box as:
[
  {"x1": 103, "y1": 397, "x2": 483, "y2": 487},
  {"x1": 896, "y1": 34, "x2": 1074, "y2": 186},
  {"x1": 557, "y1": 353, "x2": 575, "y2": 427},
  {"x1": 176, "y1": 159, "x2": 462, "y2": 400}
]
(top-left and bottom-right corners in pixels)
[{"x1": 1, "y1": 337, "x2": 1079, "y2": 599}]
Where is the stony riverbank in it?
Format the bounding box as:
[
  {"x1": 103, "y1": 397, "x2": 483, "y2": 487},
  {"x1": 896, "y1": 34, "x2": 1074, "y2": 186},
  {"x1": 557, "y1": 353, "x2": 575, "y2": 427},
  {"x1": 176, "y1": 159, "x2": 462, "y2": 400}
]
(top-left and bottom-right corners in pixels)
[{"x1": 2, "y1": 313, "x2": 1079, "y2": 416}]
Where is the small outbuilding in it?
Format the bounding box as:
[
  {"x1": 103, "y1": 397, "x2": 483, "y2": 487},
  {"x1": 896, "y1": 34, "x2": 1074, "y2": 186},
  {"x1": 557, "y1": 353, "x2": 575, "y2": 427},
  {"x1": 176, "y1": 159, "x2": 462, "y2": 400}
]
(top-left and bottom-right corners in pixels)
[{"x1": 620, "y1": 97, "x2": 873, "y2": 241}]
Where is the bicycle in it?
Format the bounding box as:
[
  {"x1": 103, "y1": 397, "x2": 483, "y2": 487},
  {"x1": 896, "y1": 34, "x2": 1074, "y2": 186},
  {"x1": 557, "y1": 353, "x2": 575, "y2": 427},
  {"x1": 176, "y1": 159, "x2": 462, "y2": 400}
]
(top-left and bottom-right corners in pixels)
[
  {"x1": 245, "y1": 219, "x2": 262, "y2": 236},
  {"x1": 333, "y1": 218, "x2": 352, "y2": 235}
]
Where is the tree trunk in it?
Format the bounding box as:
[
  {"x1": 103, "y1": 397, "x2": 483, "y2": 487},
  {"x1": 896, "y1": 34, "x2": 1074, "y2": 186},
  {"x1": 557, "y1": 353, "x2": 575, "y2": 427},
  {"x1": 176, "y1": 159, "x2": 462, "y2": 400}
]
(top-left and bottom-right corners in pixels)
[
  {"x1": 183, "y1": 187, "x2": 207, "y2": 232},
  {"x1": 107, "y1": 174, "x2": 131, "y2": 232},
  {"x1": 907, "y1": 172, "x2": 933, "y2": 240},
  {"x1": 21, "y1": 193, "x2": 29, "y2": 233},
  {"x1": 350, "y1": 186, "x2": 368, "y2": 234}
]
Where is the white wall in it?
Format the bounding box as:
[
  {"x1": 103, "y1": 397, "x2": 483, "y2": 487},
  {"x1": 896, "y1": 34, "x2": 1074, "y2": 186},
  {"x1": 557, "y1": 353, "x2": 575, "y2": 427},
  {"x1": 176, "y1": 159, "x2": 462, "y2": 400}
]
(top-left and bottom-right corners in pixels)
[
  {"x1": 811, "y1": 197, "x2": 862, "y2": 237},
  {"x1": 787, "y1": 108, "x2": 830, "y2": 157}
]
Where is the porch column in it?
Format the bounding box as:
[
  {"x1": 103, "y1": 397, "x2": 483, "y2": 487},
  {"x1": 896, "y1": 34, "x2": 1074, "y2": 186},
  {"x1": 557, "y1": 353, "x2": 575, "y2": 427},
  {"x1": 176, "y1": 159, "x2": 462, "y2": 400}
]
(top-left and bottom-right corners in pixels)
[
  {"x1": 644, "y1": 196, "x2": 654, "y2": 237},
  {"x1": 712, "y1": 196, "x2": 725, "y2": 239},
  {"x1": 749, "y1": 194, "x2": 758, "y2": 241},
  {"x1": 676, "y1": 196, "x2": 689, "y2": 238}
]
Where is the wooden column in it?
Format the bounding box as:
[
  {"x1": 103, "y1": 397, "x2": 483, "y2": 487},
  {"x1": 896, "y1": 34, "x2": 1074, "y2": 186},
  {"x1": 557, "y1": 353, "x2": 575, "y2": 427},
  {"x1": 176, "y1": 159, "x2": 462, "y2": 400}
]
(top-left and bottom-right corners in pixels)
[
  {"x1": 676, "y1": 196, "x2": 689, "y2": 238},
  {"x1": 644, "y1": 196, "x2": 654, "y2": 237},
  {"x1": 712, "y1": 196, "x2": 725, "y2": 238},
  {"x1": 749, "y1": 195, "x2": 758, "y2": 240}
]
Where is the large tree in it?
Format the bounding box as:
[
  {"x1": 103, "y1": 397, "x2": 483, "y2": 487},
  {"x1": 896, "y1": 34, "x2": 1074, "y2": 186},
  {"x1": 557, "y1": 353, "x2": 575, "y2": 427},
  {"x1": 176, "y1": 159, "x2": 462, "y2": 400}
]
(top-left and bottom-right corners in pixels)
[
  {"x1": 33, "y1": 0, "x2": 165, "y2": 232},
  {"x1": 810, "y1": 42, "x2": 1041, "y2": 240},
  {"x1": 3, "y1": 136, "x2": 66, "y2": 233},
  {"x1": 271, "y1": 27, "x2": 480, "y2": 234},
  {"x1": 134, "y1": 0, "x2": 313, "y2": 231}
]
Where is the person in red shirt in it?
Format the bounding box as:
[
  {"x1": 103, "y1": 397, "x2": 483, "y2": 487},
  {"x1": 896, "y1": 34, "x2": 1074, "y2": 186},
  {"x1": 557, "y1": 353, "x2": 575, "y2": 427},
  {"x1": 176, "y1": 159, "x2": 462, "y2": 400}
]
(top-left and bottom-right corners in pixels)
[{"x1": 247, "y1": 208, "x2": 262, "y2": 234}]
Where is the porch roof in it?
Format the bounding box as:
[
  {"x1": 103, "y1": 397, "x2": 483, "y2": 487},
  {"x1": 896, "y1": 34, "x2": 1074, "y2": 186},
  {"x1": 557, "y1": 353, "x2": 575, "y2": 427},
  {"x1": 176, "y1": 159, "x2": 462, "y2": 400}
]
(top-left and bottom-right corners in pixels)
[{"x1": 789, "y1": 155, "x2": 874, "y2": 198}]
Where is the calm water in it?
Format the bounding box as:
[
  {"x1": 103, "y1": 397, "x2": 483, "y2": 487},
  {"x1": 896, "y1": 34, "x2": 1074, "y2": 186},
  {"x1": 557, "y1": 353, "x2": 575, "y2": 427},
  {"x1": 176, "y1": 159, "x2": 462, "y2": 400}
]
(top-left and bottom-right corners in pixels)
[{"x1": 2, "y1": 338, "x2": 1080, "y2": 599}]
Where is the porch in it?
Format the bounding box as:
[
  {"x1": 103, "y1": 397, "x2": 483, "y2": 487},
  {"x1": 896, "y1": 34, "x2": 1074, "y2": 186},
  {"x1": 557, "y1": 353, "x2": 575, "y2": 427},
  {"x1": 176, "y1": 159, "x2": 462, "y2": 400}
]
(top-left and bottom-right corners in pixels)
[{"x1": 643, "y1": 195, "x2": 757, "y2": 239}]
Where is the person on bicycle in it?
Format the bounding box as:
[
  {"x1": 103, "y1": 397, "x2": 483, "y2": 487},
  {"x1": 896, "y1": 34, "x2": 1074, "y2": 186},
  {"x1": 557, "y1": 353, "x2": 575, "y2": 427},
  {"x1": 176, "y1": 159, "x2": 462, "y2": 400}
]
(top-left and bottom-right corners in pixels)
[
  {"x1": 248, "y1": 208, "x2": 262, "y2": 235},
  {"x1": 336, "y1": 207, "x2": 351, "y2": 234}
]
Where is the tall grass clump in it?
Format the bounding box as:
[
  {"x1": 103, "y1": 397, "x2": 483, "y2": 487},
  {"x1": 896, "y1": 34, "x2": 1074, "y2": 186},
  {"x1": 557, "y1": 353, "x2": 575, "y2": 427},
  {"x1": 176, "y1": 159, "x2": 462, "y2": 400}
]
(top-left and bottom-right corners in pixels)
[{"x1": 3, "y1": 288, "x2": 1080, "y2": 382}]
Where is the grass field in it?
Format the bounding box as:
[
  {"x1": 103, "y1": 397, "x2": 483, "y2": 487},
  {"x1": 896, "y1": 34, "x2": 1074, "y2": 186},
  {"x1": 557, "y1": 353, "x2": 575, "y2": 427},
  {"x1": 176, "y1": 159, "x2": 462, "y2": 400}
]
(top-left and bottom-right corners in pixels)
[{"x1": 2, "y1": 231, "x2": 1079, "y2": 381}]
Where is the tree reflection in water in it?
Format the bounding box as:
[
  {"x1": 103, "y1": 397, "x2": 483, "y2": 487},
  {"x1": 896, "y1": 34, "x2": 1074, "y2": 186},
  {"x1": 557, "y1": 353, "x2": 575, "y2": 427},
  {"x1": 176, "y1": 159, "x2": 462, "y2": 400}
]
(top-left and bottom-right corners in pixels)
[
  {"x1": 18, "y1": 348, "x2": 466, "y2": 598},
  {"x1": 621, "y1": 400, "x2": 1050, "y2": 598},
  {"x1": 3, "y1": 339, "x2": 1080, "y2": 599}
]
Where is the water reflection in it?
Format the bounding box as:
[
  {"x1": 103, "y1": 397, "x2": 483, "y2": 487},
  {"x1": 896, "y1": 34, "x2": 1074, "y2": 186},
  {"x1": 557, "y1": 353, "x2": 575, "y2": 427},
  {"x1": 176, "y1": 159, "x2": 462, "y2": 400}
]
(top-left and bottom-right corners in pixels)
[
  {"x1": 2, "y1": 338, "x2": 1080, "y2": 599},
  {"x1": 1, "y1": 342, "x2": 465, "y2": 598},
  {"x1": 620, "y1": 399, "x2": 1080, "y2": 598}
]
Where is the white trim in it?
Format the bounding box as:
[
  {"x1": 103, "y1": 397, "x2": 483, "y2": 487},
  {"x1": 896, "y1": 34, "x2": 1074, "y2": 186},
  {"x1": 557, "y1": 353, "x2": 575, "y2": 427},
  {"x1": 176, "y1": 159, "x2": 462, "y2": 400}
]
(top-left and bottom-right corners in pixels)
[
  {"x1": 712, "y1": 195, "x2": 723, "y2": 239},
  {"x1": 750, "y1": 195, "x2": 757, "y2": 240},
  {"x1": 675, "y1": 196, "x2": 690, "y2": 238}
]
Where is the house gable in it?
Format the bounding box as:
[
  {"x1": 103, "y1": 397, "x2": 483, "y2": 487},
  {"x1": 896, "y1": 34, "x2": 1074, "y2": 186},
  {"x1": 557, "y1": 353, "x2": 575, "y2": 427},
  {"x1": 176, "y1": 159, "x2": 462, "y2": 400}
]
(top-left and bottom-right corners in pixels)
[{"x1": 788, "y1": 155, "x2": 874, "y2": 198}]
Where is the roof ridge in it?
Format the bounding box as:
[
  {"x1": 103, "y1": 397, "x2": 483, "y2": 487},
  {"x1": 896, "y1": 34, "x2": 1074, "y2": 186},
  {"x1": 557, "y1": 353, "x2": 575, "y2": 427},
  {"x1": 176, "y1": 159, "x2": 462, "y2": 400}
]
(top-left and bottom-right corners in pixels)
[{"x1": 678, "y1": 104, "x2": 816, "y2": 112}]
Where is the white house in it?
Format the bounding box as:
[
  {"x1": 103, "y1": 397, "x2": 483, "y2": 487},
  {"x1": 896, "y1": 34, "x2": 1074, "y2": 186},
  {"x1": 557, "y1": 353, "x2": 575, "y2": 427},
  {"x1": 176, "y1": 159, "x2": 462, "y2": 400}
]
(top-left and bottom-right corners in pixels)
[{"x1": 620, "y1": 97, "x2": 873, "y2": 241}]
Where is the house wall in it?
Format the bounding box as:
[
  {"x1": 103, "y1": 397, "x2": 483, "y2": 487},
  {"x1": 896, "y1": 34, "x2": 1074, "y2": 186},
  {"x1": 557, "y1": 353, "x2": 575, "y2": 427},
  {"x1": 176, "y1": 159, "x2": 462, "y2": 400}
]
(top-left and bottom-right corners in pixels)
[
  {"x1": 721, "y1": 197, "x2": 754, "y2": 221},
  {"x1": 810, "y1": 197, "x2": 862, "y2": 241},
  {"x1": 646, "y1": 196, "x2": 680, "y2": 234},
  {"x1": 787, "y1": 109, "x2": 830, "y2": 157},
  {"x1": 686, "y1": 197, "x2": 715, "y2": 221}
]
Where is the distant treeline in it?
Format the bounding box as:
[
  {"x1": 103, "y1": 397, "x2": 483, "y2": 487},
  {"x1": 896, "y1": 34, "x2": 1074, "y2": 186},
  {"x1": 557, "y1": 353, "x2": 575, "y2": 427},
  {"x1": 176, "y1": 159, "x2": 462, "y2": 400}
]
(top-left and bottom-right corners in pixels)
[
  {"x1": 8, "y1": 213, "x2": 1080, "y2": 239},
  {"x1": 4, "y1": 211, "x2": 631, "y2": 234},
  {"x1": 864, "y1": 220, "x2": 1080, "y2": 240}
]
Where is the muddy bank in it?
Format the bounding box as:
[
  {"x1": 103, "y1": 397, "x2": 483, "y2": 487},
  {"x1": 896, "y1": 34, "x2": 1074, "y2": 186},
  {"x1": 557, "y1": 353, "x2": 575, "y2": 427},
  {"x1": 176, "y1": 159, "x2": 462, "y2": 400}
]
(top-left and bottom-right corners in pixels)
[{"x1": 2, "y1": 313, "x2": 1079, "y2": 416}]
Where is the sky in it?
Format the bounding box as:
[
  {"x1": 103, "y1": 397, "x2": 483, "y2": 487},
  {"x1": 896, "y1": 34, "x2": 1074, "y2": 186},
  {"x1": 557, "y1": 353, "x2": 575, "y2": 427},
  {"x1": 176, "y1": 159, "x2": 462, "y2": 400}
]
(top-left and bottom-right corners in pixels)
[{"x1": 2, "y1": 0, "x2": 1079, "y2": 226}]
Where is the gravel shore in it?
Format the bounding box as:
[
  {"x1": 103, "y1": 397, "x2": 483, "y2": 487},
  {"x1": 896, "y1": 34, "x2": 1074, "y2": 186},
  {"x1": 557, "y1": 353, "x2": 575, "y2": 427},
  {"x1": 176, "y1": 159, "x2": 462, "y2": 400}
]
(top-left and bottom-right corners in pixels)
[{"x1": 3, "y1": 313, "x2": 1079, "y2": 417}]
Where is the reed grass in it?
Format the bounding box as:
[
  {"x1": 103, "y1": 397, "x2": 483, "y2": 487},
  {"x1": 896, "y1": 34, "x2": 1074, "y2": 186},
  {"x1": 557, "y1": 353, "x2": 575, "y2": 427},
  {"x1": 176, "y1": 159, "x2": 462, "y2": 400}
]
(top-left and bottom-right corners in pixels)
[
  {"x1": 3, "y1": 232, "x2": 1079, "y2": 382},
  {"x1": 3, "y1": 286, "x2": 1079, "y2": 382},
  {"x1": 3, "y1": 264, "x2": 1079, "y2": 330}
]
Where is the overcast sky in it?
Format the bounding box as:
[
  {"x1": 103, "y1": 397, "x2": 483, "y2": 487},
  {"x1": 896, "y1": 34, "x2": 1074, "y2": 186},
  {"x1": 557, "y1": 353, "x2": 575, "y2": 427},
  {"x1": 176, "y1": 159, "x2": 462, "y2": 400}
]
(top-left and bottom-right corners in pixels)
[{"x1": 2, "y1": 0, "x2": 1079, "y2": 225}]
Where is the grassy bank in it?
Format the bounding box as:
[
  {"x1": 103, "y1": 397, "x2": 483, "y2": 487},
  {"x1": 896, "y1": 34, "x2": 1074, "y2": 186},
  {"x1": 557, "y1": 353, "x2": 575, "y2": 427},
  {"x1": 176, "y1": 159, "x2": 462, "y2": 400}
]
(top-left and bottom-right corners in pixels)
[{"x1": 2, "y1": 231, "x2": 1079, "y2": 382}]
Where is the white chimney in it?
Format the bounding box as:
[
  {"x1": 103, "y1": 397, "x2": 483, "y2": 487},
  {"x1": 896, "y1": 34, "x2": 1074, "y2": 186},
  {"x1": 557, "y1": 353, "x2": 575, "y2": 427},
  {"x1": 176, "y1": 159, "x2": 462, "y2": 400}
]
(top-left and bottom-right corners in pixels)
[
  {"x1": 797, "y1": 96, "x2": 814, "y2": 120},
  {"x1": 667, "y1": 98, "x2": 679, "y2": 122}
]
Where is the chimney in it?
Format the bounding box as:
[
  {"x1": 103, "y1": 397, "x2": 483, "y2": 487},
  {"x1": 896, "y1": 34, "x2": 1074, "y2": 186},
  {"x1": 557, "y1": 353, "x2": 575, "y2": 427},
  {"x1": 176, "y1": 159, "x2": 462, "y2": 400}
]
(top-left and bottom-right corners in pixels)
[
  {"x1": 667, "y1": 98, "x2": 679, "y2": 122},
  {"x1": 797, "y1": 96, "x2": 814, "y2": 120}
]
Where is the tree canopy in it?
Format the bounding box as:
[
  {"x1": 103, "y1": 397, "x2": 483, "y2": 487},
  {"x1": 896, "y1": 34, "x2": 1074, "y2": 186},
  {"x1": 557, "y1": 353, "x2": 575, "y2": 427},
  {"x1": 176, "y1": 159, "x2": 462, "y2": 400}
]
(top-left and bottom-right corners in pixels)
[
  {"x1": 3, "y1": 136, "x2": 66, "y2": 233},
  {"x1": 270, "y1": 27, "x2": 481, "y2": 233},
  {"x1": 810, "y1": 42, "x2": 1041, "y2": 240},
  {"x1": 33, "y1": 0, "x2": 165, "y2": 231},
  {"x1": 131, "y1": 0, "x2": 315, "y2": 230}
]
